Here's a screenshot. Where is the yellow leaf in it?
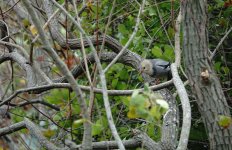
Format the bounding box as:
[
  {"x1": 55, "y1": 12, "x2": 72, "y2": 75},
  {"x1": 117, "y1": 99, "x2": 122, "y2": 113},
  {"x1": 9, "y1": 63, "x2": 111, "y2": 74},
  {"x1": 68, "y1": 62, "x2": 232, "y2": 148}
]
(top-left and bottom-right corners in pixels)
[
  {"x1": 19, "y1": 79, "x2": 26, "y2": 85},
  {"x1": 144, "y1": 99, "x2": 151, "y2": 108},
  {"x1": 54, "y1": 42, "x2": 62, "y2": 51},
  {"x1": 127, "y1": 107, "x2": 138, "y2": 119},
  {"x1": 30, "y1": 25, "x2": 38, "y2": 36},
  {"x1": 42, "y1": 129, "x2": 55, "y2": 138},
  {"x1": 22, "y1": 19, "x2": 30, "y2": 28}
]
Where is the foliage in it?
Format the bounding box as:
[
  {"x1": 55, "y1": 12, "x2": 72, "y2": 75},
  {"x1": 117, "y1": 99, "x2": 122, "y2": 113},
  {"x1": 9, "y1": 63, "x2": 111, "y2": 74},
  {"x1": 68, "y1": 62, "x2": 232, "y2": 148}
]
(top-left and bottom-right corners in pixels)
[
  {"x1": 1, "y1": 0, "x2": 232, "y2": 149},
  {"x1": 127, "y1": 84, "x2": 168, "y2": 121}
]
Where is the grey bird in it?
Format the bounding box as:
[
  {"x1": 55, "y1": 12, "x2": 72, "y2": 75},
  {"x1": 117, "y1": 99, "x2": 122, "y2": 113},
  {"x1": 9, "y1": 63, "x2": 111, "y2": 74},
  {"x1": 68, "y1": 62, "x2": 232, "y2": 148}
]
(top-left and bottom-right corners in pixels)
[{"x1": 140, "y1": 59, "x2": 172, "y2": 80}]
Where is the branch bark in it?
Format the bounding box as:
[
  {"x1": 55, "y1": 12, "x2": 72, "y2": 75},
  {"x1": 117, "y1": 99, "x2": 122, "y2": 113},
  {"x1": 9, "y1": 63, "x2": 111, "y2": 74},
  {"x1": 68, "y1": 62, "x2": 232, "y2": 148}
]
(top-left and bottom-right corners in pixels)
[{"x1": 0, "y1": 51, "x2": 36, "y2": 87}]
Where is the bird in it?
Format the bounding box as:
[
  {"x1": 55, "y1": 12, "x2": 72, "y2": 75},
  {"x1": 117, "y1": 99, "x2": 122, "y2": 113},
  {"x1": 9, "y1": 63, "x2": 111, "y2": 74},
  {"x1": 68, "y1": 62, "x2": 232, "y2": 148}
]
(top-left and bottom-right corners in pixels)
[{"x1": 140, "y1": 59, "x2": 172, "y2": 80}]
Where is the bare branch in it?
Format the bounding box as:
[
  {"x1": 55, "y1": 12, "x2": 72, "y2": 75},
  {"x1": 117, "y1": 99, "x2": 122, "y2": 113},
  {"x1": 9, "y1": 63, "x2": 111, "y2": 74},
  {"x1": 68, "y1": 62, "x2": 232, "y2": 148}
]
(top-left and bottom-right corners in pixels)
[
  {"x1": 210, "y1": 26, "x2": 232, "y2": 60},
  {"x1": 174, "y1": 11, "x2": 182, "y2": 67},
  {"x1": 0, "y1": 51, "x2": 36, "y2": 87},
  {"x1": 17, "y1": 99, "x2": 60, "y2": 111},
  {"x1": 171, "y1": 8, "x2": 191, "y2": 150},
  {"x1": 0, "y1": 40, "x2": 52, "y2": 84},
  {"x1": 171, "y1": 63, "x2": 191, "y2": 150},
  {"x1": 0, "y1": 121, "x2": 25, "y2": 136},
  {"x1": 0, "y1": 118, "x2": 67, "y2": 150}
]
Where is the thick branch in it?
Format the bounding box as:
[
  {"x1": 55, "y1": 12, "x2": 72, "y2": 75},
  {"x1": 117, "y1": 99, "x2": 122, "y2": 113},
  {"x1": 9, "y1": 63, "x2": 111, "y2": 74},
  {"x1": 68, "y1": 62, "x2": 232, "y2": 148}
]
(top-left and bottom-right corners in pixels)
[
  {"x1": 160, "y1": 89, "x2": 179, "y2": 149},
  {"x1": 171, "y1": 63, "x2": 191, "y2": 150},
  {"x1": 0, "y1": 121, "x2": 25, "y2": 136},
  {"x1": 54, "y1": 51, "x2": 151, "y2": 83},
  {"x1": 0, "y1": 51, "x2": 36, "y2": 87},
  {"x1": 0, "y1": 118, "x2": 67, "y2": 150}
]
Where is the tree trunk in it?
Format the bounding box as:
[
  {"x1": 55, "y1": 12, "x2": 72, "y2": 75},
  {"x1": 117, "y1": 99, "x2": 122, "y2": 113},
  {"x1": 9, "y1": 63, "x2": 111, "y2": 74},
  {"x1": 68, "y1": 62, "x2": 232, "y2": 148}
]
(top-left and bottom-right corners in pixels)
[{"x1": 181, "y1": 0, "x2": 232, "y2": 149}]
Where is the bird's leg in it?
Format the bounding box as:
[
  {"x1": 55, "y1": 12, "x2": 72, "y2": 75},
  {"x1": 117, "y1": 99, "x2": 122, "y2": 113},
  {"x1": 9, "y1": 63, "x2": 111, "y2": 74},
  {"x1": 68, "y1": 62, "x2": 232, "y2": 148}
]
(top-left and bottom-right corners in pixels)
[{"x1": 155, "y1": 78, "x2": 160, "y2": 85}]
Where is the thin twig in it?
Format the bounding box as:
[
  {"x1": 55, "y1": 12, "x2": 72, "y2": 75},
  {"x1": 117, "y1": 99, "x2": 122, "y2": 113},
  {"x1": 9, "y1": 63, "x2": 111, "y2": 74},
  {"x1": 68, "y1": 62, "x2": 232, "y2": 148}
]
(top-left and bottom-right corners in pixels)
[{"x1": 210, "y1": 26, "x2": 232, "y2": 60}]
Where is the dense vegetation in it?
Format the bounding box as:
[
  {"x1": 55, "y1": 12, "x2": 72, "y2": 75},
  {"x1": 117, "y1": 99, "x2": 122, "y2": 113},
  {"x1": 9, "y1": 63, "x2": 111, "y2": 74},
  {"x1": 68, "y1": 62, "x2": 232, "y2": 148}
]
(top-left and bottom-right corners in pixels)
[{"x1": 0, "y1": 0, "x2": 232, "y2": 149}]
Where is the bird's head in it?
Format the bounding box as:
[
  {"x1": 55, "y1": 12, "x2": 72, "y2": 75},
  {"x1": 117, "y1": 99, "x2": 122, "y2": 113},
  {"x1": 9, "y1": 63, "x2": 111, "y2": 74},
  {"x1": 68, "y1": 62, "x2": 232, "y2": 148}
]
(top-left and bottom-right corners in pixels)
[{"x1": 140, "y1": 59, "x2": 153, "y2": 76}]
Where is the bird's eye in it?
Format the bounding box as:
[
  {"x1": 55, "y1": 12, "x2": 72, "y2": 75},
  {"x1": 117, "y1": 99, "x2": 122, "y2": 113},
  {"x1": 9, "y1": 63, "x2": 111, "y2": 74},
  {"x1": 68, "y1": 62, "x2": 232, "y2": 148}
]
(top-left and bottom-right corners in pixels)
[{"x1": 143, "y1": 67, "x2": 145, "y2": 69}]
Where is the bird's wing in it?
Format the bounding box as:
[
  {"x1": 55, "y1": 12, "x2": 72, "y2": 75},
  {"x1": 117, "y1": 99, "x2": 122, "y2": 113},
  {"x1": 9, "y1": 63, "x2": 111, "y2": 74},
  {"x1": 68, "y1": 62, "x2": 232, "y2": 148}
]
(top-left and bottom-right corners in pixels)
[
  {"x1": 150, "y1": 59, "x2": 171, "y2": 77},
  {"x1": 151, "y1": 59, "x2": 170, "y2": 69}
]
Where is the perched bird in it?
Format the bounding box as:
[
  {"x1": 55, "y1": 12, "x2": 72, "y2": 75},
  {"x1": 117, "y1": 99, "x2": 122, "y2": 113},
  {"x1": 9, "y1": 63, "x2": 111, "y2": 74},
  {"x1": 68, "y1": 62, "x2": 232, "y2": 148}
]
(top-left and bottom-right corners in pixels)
[{"x1": 140, "y1": 59, "x2": 172, "y2": 80}]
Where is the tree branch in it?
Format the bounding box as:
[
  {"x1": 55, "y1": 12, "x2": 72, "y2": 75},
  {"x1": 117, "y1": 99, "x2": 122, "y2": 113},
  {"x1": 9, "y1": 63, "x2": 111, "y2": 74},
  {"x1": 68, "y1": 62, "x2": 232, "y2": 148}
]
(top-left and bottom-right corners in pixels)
[
  {"x1": 0, "y1": 51, "x2": 36, "y2": 87},
  {"x1": 0, "y1": 118, "x2": 68, "y2": 150}
]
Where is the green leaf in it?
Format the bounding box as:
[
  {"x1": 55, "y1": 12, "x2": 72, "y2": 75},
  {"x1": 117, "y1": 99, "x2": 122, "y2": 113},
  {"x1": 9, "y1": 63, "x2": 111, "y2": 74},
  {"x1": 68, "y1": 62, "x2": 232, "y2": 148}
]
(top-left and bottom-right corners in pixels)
[
  {"x1": 136, "y1": 107, "x2": 149, "y2": 118},
  {"x1": 130, "y1": 94, "x2": 146, "y2": 107},
  {"x1": 58, "y1": 0, "x2": 65, "y2": 4},
  {"x1": 150, "y1": 106, "x2": 161, "y2": 120},
  {"x1": 215, "y1": 0, "x2": 225, "y2": 7},
  {"x1": 72, "y1": 103, "x2": 81, "y2": 115},
  {"x1": 122, "y1": 96, "x2": 130, "y2": 107},
  {"x1": 222, "y1": 66, "x2": 230, "y2": 74},
  {"x1": 118, "y1": 24, "x2": 129, "y2": 35},
  {"x1": 163, "y1": 45, "x2": 174, "y2": 61},
  {"x1": 218, "y1": 115, "x2": 232, "y2": 129},
  {"x1": 148, "y1": 8, "x2": 156, "y2": 16},
  {"x1": 119, "y1": 69, "x2": 129, "y2": 80},
  {"x1": 147, "y1": 124, "x2": 161, "y2": 140},
  {"x1": 92, "y1": 118, "x2": 107, "y2": 136},
  {"x1": 92, "y1": 123, "x2": 102, "y2": 136},
  {"x1": 168, "y1": 27, "x2": 175, "y2": 38},
  {"x1": 116, "y1": 82, "x2": 127, "y2": 90},
  {"x1": 112, "y1": 78, "x2": 118, "y2": 88},
  {"x1": 152, "y1": 46, "x2": 163, "y2": 58},
  {"x1": 144, "y1": 83, "x2": 150, "y2": 92},
  {"x1": 214, "y1": 62, "x2": 221, "y2": 72}
]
